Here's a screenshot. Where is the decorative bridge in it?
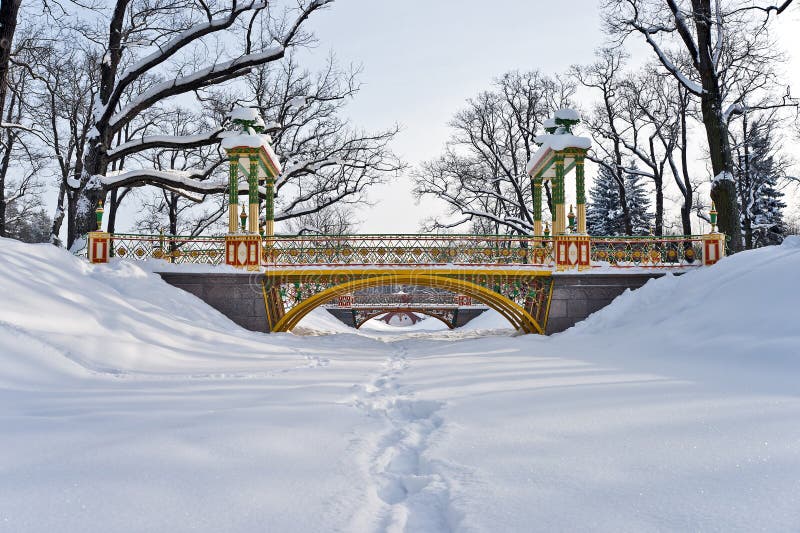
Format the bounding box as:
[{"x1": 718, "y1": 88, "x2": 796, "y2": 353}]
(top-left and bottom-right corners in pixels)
[
  {"x1": 96, "y1": 231, "x2": 723, "y2": 335},
  {"x1": 85, "y1": 108, "x2": 727, "y2": 335}
]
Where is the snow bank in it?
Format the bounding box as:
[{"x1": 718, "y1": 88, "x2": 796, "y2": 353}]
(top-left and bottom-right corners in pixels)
[
  {"x1": 0, "y1": 238, "x2": 308, "y2": 377},
  {"x1": 568, "y1": 237, "x2": 800, "y2": 346}
]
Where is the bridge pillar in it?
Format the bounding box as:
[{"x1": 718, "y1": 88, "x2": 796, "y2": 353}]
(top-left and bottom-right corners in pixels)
[
  {"x1": 532, "y1": 177, "x2": 543, "y2": 236},
  {"x1": 575, "y1": 156, "x2": 587, "y2": 234},
  {"x1": 221, "y1": 106, "x2": 282, "y2": 270},
  {"x1": 553, "y1": 155, "x2": 566, "y2": 235},
  {"x1": 703, "y1": 233, "x2": 726, "y2": 266},
  {"x1": 227, "y1": 155, "x2": 240, "y2": 233},
  {"x1": 703, "y1": 203, "x2": 726, "y2": 266},
  {"x1": 88, "y1": 201, "x2": 109, "y2": 264}
]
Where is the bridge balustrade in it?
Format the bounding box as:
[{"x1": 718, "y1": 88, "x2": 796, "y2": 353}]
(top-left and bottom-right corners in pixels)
[{"x1": 104, "y1": 232, "x2": 715, "y2": 269}]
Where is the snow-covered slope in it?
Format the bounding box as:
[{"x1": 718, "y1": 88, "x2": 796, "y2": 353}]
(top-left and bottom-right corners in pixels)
[
  {"x1": 1, "y1": 236, "x2": 799, "y2": 532},
  {"x1": 0, "y1": 238, "x2": 318, "y2": 377}
]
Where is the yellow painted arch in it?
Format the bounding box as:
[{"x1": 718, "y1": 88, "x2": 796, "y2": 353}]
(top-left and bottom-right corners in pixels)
[{"x1": 271, "y1": 274, "x2": 543, "y2": 334}]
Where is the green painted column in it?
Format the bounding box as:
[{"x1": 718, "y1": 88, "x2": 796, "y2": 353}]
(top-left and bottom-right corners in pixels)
[
  {"x1": 248, "y1": 156, "x2": 259, "y2": 233},
  {"x1": 575, "y1": 155, "x2": 586, "y2": 234},
  {"x1": 264, "y1": 178, "x2": 275, "y2": 238},
  {"x1": 532, "y1": 177, "x2": 543, "y2": 236},
  {"x1": 228, "y1": 155, "x2": 239, "y2": 233},
  {"x1": 554, "y1": 155, "x2": 565, "y2": 234}
]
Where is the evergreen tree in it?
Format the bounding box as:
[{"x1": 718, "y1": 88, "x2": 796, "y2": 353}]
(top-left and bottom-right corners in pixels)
[
  {"x1": 732, "y1": 116, "x2": 786, "y2": 248},
  {"x1": 587, "y1": 163, "x2": 652, "y2": 235},
  {"x1": 4, "y1": 203, "x2": 51, "y2": 243}
]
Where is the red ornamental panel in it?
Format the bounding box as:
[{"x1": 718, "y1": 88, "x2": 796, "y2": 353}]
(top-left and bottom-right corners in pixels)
[
  {"x1": 455, "y1": 294, "x2": 472, "y2": 306},
  {"x1": 555, "y1": 236, "x2": 591, "y2": 270},
  {"x1": 703, "y1": 237, "x2": 723, "y2": 266},
  {"x1": 89, "y1": 232, "x2": 110, "y2": 264},
  {"x1": 338, "y1": 294, "x2": 354, "y2": 307},
  {"x1": 225, "y1": 235, "x2": 262, "y2": 269}
]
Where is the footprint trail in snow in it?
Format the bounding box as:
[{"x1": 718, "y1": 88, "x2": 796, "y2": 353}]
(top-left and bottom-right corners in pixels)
[{"x1": 351, "y1": 342, "x2": 458, "y2": 533}]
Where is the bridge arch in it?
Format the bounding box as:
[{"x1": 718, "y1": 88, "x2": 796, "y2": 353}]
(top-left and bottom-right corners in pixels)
[{"x1": 271, "y1": 274, "x2": 543, "y2": 334}]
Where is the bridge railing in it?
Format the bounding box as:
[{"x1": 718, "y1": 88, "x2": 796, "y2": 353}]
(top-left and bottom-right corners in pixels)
[
  {"x1": 109, "y1": 233, "x2": 226, "y2": 264},
  {"x1": 590, "y1": 235, "x2": 705, "y2": 267},
  {"x1": 103, "y1": 232, "x2": 712, "y2": 269},
  {"x1": 263, "y1": 234, "x2": 554, "y2": 266}
]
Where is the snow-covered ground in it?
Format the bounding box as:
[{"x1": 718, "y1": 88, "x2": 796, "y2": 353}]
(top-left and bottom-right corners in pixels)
[{"x1": 1, "y1": 237, "x2": 799, "y2": 532}]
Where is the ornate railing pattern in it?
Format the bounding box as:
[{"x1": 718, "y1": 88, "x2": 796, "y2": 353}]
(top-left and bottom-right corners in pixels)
[
  {"x1": 110, "y1": 233, "x2": 226, "y2": 264},
  {"x1": 590, "y1": 236, "x2": 704, "y2": 267},
  {"x1": 263, "y1": 234, "x2": 554, "y2": 266},
  {"x1": 104, "y1": 232, "x2": 711, "y2": 268}
]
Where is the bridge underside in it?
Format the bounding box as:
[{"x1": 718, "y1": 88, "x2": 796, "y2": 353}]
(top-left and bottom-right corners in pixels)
[
  {"x1": 157, "y1": 270, "x2": 670, "y2": 335},
  {"x1": 325, "y1": 306, "x2": 489, "y2": 329}
]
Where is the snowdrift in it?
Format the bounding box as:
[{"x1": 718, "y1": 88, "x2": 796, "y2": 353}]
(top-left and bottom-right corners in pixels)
[
  {"x1": 0, "y1": 238, "x2": 315, "y2": 379},
  {"x1": 554, "y1": 237, "x2": 800, "y2": 390}
]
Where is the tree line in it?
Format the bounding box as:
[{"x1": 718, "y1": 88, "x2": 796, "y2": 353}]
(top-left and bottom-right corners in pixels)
[
  {"x1": 0, "y1": 0, "x2": 797, "y2": 253},
  {"x1": 414, "y1": 0, "x2": 799, "y2": 251},
  {"x1": 0, "y1": 0, "x2": 401, "y2": 249}
]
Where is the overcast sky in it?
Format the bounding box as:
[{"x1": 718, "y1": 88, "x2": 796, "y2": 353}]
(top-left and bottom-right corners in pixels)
[{"x1": 291, "y1": 0, "x2": 800, "y2": 234}]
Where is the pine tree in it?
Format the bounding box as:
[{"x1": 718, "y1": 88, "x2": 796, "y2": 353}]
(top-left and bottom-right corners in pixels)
[
  {"x1": 587, "y1": 164, "x2": 652, "y2": 235},
  {"x1": 4, "y1": 203, "x2": 51, "y2": 243},
  {"x1": 732, "y1": 116, "x2": 786, "y2": 248},
  {"x1": 625, "y1": 171, "x2": 653, "y2": 235}
]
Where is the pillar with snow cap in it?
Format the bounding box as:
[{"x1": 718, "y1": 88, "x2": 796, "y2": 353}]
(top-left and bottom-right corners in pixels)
[
  {"x1": 526, "y1": 108, "x2": 592, "y2": 271},
  {"x1": 221, "y1": 106, "x2": 283, "y2": 270}
]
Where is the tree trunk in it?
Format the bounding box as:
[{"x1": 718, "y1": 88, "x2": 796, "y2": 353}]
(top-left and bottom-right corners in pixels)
[
  {"x1": 0, "y1": 0, "x2": 21, "y2": 237},
  {"x1": 654, "y1": 175, "x2": 663, "y2": 235},
  {"x1": 679, "y1": 101, "x2": 693, "y2": 236},
  {"x1": 50, "y1": 179, "x2": 67, "y2": 246},
  {"x1": 69, "y1": 0, "x2": 128, "y2": 248},
  {"x1": 692, "y1": 0, "x2": 742, "y2": 252},
  {"x1": 0, "y1": 129, "x2": 10, "y2": 237},
  {"x1": 0, "y1": 0, "x2": 20, "y2": 110},
  {"x1": 71, "y1": 141, "x2": 109, "y2": 247}
]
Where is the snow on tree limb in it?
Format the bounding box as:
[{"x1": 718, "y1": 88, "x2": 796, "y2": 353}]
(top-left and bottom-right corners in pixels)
[
  {"x1": 97, "y1": 163, "x2": 226, "y2": 194},
  {"x1": 95, "y1": 1, "x2": 268, "y2": 129},
  {"x1": 108, "y1": 45, "x2": 285, "y2": 130},
  {"x1": 107, "y1": 129, "x2": 227, "y2": 161}
]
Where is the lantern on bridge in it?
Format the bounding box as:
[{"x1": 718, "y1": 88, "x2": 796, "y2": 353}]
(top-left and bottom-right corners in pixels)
[{"x1": 222, "y1": 107, "x2": 282, "y2": 271}]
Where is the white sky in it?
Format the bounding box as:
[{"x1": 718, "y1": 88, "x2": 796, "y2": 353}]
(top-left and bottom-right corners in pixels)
[{"x1": 290, "y1": 0, "x2": 800, "y2": 234}]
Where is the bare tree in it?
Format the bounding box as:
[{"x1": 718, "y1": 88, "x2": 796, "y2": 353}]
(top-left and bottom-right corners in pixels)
[
  {"x1": 63, "y1": 0, "x2": 335, "y2": 248},
  {"x1": 244, "y1": 54, "x2": 402, "y2": 224},
  {"x1": 282, "y1": 204, "x2": 360, "y2": 235},
  {"x1": 0, "y1": 34, "x2": 45, "y2": 238},
  {"x1": 132, "y1": 107, "x2": 227, "y2": 239},
  {"x1": 604, "y1": 0, "x2": 797, "y2": 251},
  {"x1": 0, "y1": 0, "x2": 21, "y2": 121},
  {"x1": 26, "y1": 44, "x2": 98, "y2": 245},
  {"x1": 414, "y1": 70, "x2": 574, "y2": 235},
  {"x1": 573, "y1": 50, "x2": 635, "y2": 235}
]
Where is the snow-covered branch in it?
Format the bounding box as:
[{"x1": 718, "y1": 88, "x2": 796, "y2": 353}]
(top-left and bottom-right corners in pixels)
[{"x1": 107, "y1": 129, "x2": 226, "y2": 161}]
